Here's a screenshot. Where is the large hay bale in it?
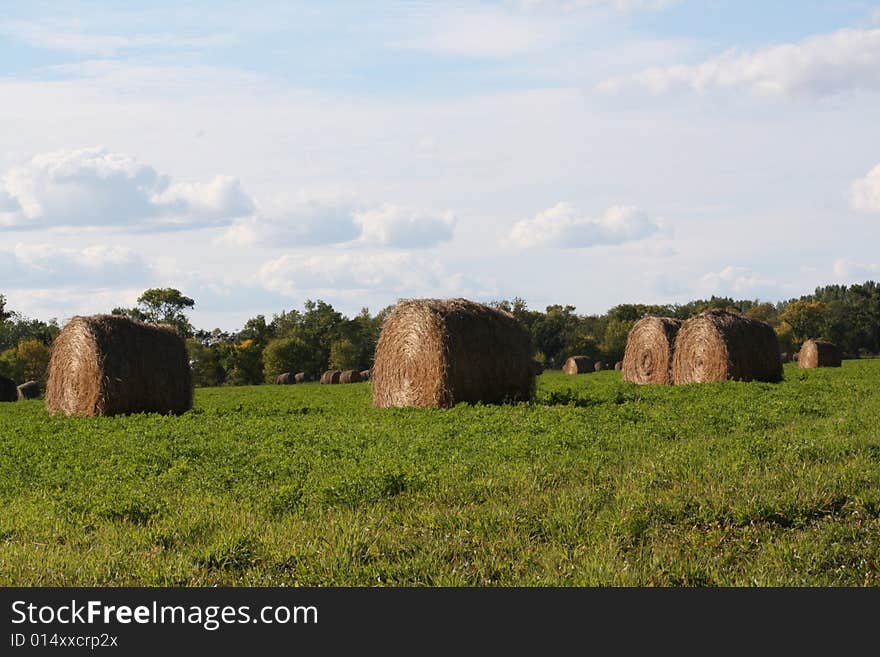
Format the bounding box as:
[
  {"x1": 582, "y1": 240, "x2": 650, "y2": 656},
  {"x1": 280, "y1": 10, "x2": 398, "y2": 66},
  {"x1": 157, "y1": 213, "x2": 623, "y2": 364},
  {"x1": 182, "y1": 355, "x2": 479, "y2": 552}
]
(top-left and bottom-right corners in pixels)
[
  {"x1": 294, "y1": 372, "x2": 307, "y2": 383},
  {"x1": 594, "y1": 361, "x2": 605, "y2": 372},
  {"x1": 372, "y1": 298, "x2": 535, "y2": 409},
  {"x1": 621, "y1": 316, "x2": 682, "y2": 384},
  {"x1": 614, "y1": 361, "x2": 623, "y2": 371},
  {"x1": 320, "y1": 370, "x2": 341, "y2": 384},
  {"x1": 16, "y1": 380, "x2": 41, "y2": 400},
  {"x1": 562, "y1": 356, "x2": 593, "y2": 374},
  {"x1": 340, "y1": 369, "x2": 362, "y2": 384},
  {"x1": 671, "y1": 310, "x2": 782, "y2": 384},
  {"x1": 0, "y1": 376, "x2": 15, "y2": 402},
  {"x1": 798, "y1": 339, "x2": 841, "y2": 369},
  {"x1": 45, "y1": 315, "x2": 193, "y2": 416},
  {"x1": 359, "y1": 369, "x2": 372, "y2": 381},
  {"x1": 275, "y1": 372, "x2": 296, "y2": 385}
]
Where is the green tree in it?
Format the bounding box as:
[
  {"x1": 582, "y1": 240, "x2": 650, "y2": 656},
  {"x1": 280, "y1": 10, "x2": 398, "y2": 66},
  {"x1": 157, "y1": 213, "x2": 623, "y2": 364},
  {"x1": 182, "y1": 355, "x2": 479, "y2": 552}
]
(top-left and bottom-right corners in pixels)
[
  {"x1": 186, "y1": 338, "x2": 226, "y2": 387},
  {"x1": 263, "y1": 337, "x2": 311, "y2": 382},
  {"x1": 225, "y1": 339, "x2": 264, "y2": 385},
  {"x1": 329, "y1": 337, "x2": 360, "y2": 370},
  {"x1": 114, "y1": 288, "x2": 195, "y2": 335},
  {"x1": 779, "y1": 300, "x2": 829, "y2": 342},
  {"x1": 15, "y1": 339, "x2": 51, "y2": 381},
  {"x1": 600, "y1": 318, "x2": 633, "y2": 363}
]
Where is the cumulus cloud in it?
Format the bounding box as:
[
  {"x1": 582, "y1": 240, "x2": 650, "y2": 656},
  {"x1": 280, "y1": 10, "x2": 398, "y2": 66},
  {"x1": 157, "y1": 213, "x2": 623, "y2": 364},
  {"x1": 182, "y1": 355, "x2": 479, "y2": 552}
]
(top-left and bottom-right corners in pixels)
[
  {"x1": 221, "y1": 198, "x2": 456, "y2": 248},
  {"x1": 599, "y1": 27, "x2": 880, "y2": 98},
  {"x1": 833, "y1": 258, "x2": 880, "y2": 279},
  {"x1": 219, "y1": 194, "x2": 360, "y2": 247},
  {"x1": 355, "y1": 204, "x2": 456, "y2": 248},
  {"x1": 0, "y1": 243, "x2": 152, "y2": 288},
  {"x1": 508, "y1": 202, "x2": 660, "y2": 248},
  {"x1": 257, "y1": 252, "x2": 469, "y2": 298},
  {"x1": 699, "y1": 266, "x2": 765, "y2": 294},
  {"x1": 849, "y1": 164, "x2": 880, "y2": 214},
  {"x1": 0, "y1": 147, "x2": 253, "y2": 230}
]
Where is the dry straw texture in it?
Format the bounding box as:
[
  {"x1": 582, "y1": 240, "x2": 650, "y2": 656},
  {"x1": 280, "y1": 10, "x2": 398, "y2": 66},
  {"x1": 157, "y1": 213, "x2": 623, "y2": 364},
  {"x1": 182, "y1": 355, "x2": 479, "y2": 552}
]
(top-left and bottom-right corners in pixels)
[
  {"x1": 340, "y1": 369, "x2": 362, "y2": 384},
  {"x1": 320, "y1": 370, "x2": 342, "y2": 385},
  {"x1": 798, "y1": 339, "x2": 842, "y2": 368},
  {"x1": 562, "y1": 356, "x2": 593, "y2": 374},
  {"x1": 594, "y1": 361, "x2": 605, "y2": 372},
  {"x1": 614, "y1": 361, "x2": 623, "y2": 371},
  {"x1": 372, "y1": 298, "x2": 535, "y2": 409},
  {"x1": 621, "y1": 316, "x2": 682, "y2": 384},
  {"x1": 671, "y1": 310, "x2": 782, "y2": 384},
  {"x1": 16, "y1": 381, "x2": 41, "y2": 400},
  {"x1": 45, "y1": 315, "x2": 193, "y2": 417},
  {"x1": 294, "y1": 372, "x2": 307, "y2": 383},
  {"x1": 0, "y1": 376, "x2": 15, "y2": 402},
  {"x1": 275, "y1": 372, "x2": 296, "y2": 385}
]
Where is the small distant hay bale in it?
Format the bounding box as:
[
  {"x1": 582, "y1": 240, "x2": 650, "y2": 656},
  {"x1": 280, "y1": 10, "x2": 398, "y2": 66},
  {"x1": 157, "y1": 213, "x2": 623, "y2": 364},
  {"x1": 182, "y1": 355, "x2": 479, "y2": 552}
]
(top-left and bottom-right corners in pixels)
[
  {"x1": 798, "y1": 339, "x2": 842, "y2": 369},
  {"x1": 320, "y1": 370, "x2": 342, "y2": 384},
  {"x1": 562, "y1": 356, "x2": 593, "y2": 374},
  {"x1": 359, "y1": 369, "x2": 372, "y2": 381},
  {"x1": 780, "y1": 352, "x2": 790, "y2": 363},
  {"x1": 340, "y1": 369, "x2": 362, "y2": 384},
  {"x1": 622, "y1": 316, "x2": 682, "y2": 384},
  {"x1": 792, "y1": 352, "x2": 799, "y2": 362},
  {"x1": 16, "y1": 380, "x2": 41, "y2": 400},
  {"x1": 294, "y1": 372, "x2": 307, "y2": 383},
  {"x1": 275, "y1": 372, "x2": 296, "y2": 385},
  {"x1": 594, "y1": 361, "x2": 605, "y2": 372},
  {"x1": 671, "y1": 310, "x2": 782, "y2": 384},
  {"x1": 45, "y1": 315, "x2": 193, "y2": 416},
  {"x1": 0, "y1": 376, "x2": 15, "y2": 402},
  {"x1": 614, "y1": 361, "x2": 623, "y2": 371},
  {"x1": 372, "y1": 298, "x2": 535, "y2": 409}
]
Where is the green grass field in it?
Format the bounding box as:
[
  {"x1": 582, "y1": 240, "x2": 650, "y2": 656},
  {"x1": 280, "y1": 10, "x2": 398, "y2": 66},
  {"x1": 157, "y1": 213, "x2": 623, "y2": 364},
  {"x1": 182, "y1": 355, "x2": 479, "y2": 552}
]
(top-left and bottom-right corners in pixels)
[{"x1": 1, "y1": 362, "x2": 879, "y2": 586}]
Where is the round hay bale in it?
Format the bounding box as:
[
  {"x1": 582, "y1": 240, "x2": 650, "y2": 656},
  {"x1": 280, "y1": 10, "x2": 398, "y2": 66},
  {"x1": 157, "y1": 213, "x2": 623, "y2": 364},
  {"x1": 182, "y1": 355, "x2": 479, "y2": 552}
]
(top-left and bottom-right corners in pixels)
[
  {"x1": 320, "y1": 370, "x2": 342, "y2": 384},
  {"x1": 671, "y1": 310, "x2": 782, "y2": 384},
  {"x1": 798, "y1": 339, "x2": 841, "y2": 369},
  {"x1": 621, "y1": 316, "x2": 682, "y2": 384},
  {"x1": 614, "y1": 361, "x2": 623, "y2": 371},
  {"x1": 792, "y1": 352, "x2": 799, "y2": 362},
  {"x1": 594, "y1": 361, "x2": 605, "y2": 372},
  {"x1": 780, "y1": 352, "x2": 790, "y2": 363},
  {"x1": 340, "y1": 369, "x2": 362, "y2": 384},
  {"x1": 45, "y1": 315, "x2": 193, "y2": 416},
  {"x1": 275, "y1": 372, "x2": 296, "y2": 385},
  {"x1": 562, "y1": 356, "x2": 593, "y2": 374},
  {"x1": 359, "y1": 369, "x2": 372, "y2": 381},
  {"x1": 372, "y1": 298, "x2": 535, "y2": 409},
  {"x1": 16, "y1": 380, "x2": 41, "y2": 400},
  {"x1": 294, "y1": 372, "x2": 307, "y2": 383},
  {"x1": 0, "y1": 376, "x2": 16, "y2": 402}
]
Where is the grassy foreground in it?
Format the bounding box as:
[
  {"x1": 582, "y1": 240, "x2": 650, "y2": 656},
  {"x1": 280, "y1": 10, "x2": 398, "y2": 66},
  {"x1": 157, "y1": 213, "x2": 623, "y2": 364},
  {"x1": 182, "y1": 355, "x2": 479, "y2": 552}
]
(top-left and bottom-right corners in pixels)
[{"x1": 1, "y1": 362, "x2": 879, "y2": 586}]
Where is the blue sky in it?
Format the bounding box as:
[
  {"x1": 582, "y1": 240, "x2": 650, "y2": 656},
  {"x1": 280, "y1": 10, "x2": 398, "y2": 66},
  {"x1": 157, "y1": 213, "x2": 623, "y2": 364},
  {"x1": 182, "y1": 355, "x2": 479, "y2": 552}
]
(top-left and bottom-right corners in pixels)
[{"x1": 1, "y1": 1, "x2": 880, "y2": 329}]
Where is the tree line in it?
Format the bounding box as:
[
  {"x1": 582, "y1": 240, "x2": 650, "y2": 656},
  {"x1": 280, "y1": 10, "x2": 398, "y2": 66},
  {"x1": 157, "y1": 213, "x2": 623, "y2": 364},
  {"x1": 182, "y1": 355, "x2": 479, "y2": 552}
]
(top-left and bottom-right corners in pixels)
[{"x1": 2, "y1": 280, "x2": 879, "y2": 386}]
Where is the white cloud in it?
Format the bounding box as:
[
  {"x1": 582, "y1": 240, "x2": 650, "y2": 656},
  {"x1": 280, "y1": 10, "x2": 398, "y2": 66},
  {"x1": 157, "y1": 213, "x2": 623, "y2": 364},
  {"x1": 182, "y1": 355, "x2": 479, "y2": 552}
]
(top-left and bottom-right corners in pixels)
[
  {"x1": 0, "y1": 19, "x2": 231, "y2": 57},
  {"x1": 699, "y1": 266, "x2": 765, "y2": 294},
  {"x1": 0, "y1": 147, "x2": 253, "y2": 230},
  {"x1": 849, "y1": 163, "x2": 880, "y2": 213},
  {"x1": 257, "y1": 252, "x2": 473, "y2": 299},
  {"x1": 0, "y1": 243, "x2": 152, "y2": 288},
  {"x1": 219, "y1": 193, "x2": 360, "y2": 247},
  {"x1": 397, "y1": 9, "x2": 557, "y2": 58},
  {"x1": 508, "y1": 202, "x2": 660, "y2": 248},
  {"x1": 518, "y1": 0, "x2": 680, "y2": 11},
  {"x1": 355, "y1": 204, "x2": 456, "y2": 248},
  {"x1": 599, "y1": 28, "x2": 880, "y2": 98},
  {"x1": 833, "y1": 258, "x2": 880, "y2": 279}
]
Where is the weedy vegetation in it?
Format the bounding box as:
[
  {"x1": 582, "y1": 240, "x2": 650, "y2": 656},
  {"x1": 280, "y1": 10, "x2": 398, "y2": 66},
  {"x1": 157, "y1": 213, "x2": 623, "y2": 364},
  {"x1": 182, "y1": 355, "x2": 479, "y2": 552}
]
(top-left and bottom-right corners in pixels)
[{"x1": 1, "y1": 361, "x2": 879, "y2": 586}]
